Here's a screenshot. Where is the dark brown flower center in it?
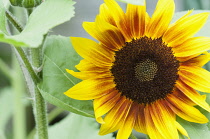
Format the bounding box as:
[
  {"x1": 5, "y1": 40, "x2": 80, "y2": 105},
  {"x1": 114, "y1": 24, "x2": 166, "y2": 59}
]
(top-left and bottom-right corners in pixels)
[{"x1": 110, "y1": 36, "x2": 179, "y2": 104}]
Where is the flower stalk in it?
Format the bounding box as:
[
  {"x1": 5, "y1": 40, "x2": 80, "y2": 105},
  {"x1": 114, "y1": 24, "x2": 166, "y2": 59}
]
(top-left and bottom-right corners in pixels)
[{"x1": 6, "y1": 8, "x2": 48, "y2": 139}]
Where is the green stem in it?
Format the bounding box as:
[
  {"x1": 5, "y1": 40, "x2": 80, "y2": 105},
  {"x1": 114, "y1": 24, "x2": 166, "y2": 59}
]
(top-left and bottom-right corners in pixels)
[
  {"x1": 31, "y1": 48, "x2": 41, "y2": 69},
  {"x1": 0, "y1": 58, "x2": 12, "y2": 80},
  {"x1": 12, "y1": 53, "x2": 26, "y2": 139},
  {"x1": 6, "y1": 9, "x2": 40, "y2": 84},
  {"x1": 27, "y1": 108, "x2": 64, "y2": 139},
  {"x1": 28, "y1": 6, "x2": 48, "y2": 138},
  {"x1": 5, "y1": 10, "x2": 23, "y2": 32},
  {"x1": 6, "y1": 6, "x2": 48, "y2": 139},
  {"x1": 32, "y1": 49, "x2": 48, "y2": 139},
  {"x1": 14, "y1": 47, "x2": 40, "y2": 84},
  {"x1": 129, "y1": 133, "x2": 138, "y2": 139},
  {"x1": 34, "y1": 87, "x2": 48, "y2": 139}
]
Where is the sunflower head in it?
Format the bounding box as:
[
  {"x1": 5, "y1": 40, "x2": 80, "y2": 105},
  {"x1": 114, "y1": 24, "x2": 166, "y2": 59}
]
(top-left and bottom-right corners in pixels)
[{"x1": 65, "y1": 0, "x2": 210, "y2": 139}]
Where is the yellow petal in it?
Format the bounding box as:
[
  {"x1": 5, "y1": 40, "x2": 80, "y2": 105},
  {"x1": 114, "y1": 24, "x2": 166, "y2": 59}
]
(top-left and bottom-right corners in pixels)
[
  {"x1": 99, "y1": 3, "x2": 116, "y2": 26},
  {"x1": 176, "y1": 54, "x2": 199, "y2": 62},
  {"x1": 125, "y1": 1, "x2": 146, "y2": 38},
  {"x1": 179, "y1": 65, "x2": 210, "y2": 93},
  {"x1": 182, "y1": 52, "x2": 210, "y2": 67},
  {"x1": 145, "y1": 105, "x2": 165, "y2": 139},
  {"x1": 173, "y1": 88, "x2": 195, "y2": 106},
  {"x1": 134, "y1": 105, "x2": 147, "y2": 134},
  {"x1": 116, "y1": 103, "x2": 138, "y2": 139},
  {"x1": 64, "y1": 77, "x2": 115, "y2": 100},
  {"x1": 149, "y1": 100, "x2": 178, "y2": 139},
  {"x1": 173, "y1": 37, "x2": 210, "y2": 57},
  {"x1": 163, "y1": 12, "x2": 209, "y2": 47},
  {"x1": 83, "y1": 19, "x2": 125, "y2": 51},
  {"x1": 104, "y1": 0, "x2": 124, "y2": 23},
  {"x1": 70, "y1": 37, "x2": 113, "y2": 67},
  {"x1": 75, "y1": 59, "x2": 109, "y2": 72},
  {"x1": 93, "y1": 90, "x2": 121, "y2": 124},
  {"x1": 104, "y1": 0, "x2": 132, "y2": 41},
  {"x1": 176, "y1": 79, "x2": 210, "y2": 112},
  {"x1": 175, "y1": 122, "x2": 189, "y2": 138},
  {"x1": 145, "y1": 0, "x2": 175, "y2": 38},
  {"x1": 66, "y1": 69, "x2": 110, "y2": 80},
  {"x1": 167, "y1": 94, "x2": 208, "y2": 123},
  {"x1": 99, "y1": 97, "x2": 132, "y2": 135}
]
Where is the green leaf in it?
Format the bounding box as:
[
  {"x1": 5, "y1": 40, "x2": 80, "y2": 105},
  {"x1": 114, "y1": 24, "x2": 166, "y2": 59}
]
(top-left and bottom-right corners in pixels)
[
  {"x1": 39, "y1": 35, "x2": 94, "y2": 118},
  {"x1": 172, "y1": 10, "x2": 210, "y2": 37},
  {"x1": 177, "y1": 117, "x2": 210, "y2": 139},
  {"x1": 48, "y1": 113, "x2": 114, "y2": 139},
  {"x1": 0, "y1": 0, "x2": 75, "y2": 48},
  {"x1": 0, "y1": 88, "x2": 14, "y2": 129},
  {"x1": 116, "y1": 0, "x2": 144, "y2": 5}
]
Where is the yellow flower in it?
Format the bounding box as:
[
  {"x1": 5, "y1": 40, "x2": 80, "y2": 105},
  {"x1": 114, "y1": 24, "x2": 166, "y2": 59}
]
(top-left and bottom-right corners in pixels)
[{"x1": 65, "y1": 0, "x2": 210, "y2": 138}]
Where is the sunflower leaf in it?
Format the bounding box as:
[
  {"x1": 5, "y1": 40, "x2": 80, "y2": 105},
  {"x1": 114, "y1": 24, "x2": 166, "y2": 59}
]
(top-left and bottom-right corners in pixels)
[
  {"x1": 47, "y1": 113, "x2": 114, "y2": 139},
  {"x1": 177, "y1": 117, "x2": 210, "y2": 139},
  {"x1": 39, "y1": 35, "x2": 94, "y2": 118},
  {"x1": 172, "y1": 10, "x2": 210, "y2": 37},
  {"x1": 116, "y1": 0, "x2": 144, "y2": 5},
  {"x1": 0, "y1": 0, "x2": 75, "y2": 48}
]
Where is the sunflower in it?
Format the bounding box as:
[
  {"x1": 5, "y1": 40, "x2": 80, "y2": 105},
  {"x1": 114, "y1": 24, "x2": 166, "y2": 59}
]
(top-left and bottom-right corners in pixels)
[{"x1": 64, "y1": 0, "x2": 210, "y2": 138}]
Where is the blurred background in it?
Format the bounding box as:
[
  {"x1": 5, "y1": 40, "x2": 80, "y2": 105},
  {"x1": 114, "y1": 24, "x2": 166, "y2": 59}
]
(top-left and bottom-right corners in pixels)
[{"x1": 1, "y1": 0, "x2": 210, "y2": 139}]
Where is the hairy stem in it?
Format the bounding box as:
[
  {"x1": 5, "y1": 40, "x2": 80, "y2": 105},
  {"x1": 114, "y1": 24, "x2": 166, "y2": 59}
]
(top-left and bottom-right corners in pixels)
[
  {"x1": 6, "y1": 7, "x2": 48, "y2": 139},
  {"x1": 5, "y1": 10, "x2": 23, "y2": 32},
  {"x1": 34, "y1": 87, "x2": 48, "y2": 139},
  {"x1": 27, "y1": 108, "x2": 64, "y2": 139},
  {"x1": 14, "y1": 47, "x2": 40, "y2": 84}
]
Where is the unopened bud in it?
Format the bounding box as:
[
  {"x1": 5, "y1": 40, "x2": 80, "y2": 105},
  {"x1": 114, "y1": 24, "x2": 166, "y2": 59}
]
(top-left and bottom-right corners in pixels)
[{"x1": 9, "y1": 0, "x2": 42, "y2": 8}]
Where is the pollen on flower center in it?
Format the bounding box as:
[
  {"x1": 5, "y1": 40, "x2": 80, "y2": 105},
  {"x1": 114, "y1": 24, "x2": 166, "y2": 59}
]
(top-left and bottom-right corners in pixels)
[
  {"x1": 111, "y1": 36, "x2": 180, "y2": 104},
  {"x1": 135, "y1": 59, "x2": 158, "y2": 82}
]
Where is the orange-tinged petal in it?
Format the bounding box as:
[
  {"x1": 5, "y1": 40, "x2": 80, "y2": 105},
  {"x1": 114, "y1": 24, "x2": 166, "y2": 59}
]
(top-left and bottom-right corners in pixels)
[
  {"x1": 175, "y1": 122, "x2": 189, "y2": 138},
  {"x1": 173, "y1": 37, "x2": 210, "y2": 57},
  {"x1": 99, "y1": 97, "x2": 132, "y2": 135},
  {"x1": 117, "y1": 102, "x2": 138, "y2": 139},
  {"x1": 176, "y1": 79, "x2": 210, "y2": 112},
  {"x1": 149, "y1": 100, "x2": 178, "y2": 139},
  {"x1": 64, "y1": 77, "x2": 115, "y2": 100},
  {"x1": 93, "y1": 90, "x2": 121, "y2": 124},
  {"x1": 104, "y1": 0, "x2": 132, "y2": 41},
  {"x1": 145, "y1": 105, "x2": 165, "y2": 139},
  {"x1": 145, "y1": 0, "x2": 175, "y2": 38},
  {"x1": 83, "y1": 19, "x2": 125, "y2": 51},
  {"x1": 176, "y1": 54, "x2": 199, "y2": 62},
  {"x1": 75, "y1": 59, "x2": 109, "y2": 72},
  {"x1": 179, "y1": 65, "x2": 210, "y2": 93},
  {"x1": 134, "y1": 105, "x2": 147, "y2": 134},
  {"x1": 99, "y1": 3, "x2": 116, "y2": 26},
  {"x1": 166, "y1": 94, "x2": 208, "y2": 123},
  {"x1": 163, "y1": 12, "x2": 209, "y2": 47},
  {"x1": 125, "y1": 1, "x2": 146, "y2": 38},
  {"x1": 66, "y1": 69, "x2": 110, "y2": 80},
  {"x1": 70, "y1": 37, "x2": 113, "y2": 67},
  {"x1": 172, "y1": 88, "x2": 195, "y2": 106},
  {"x1": 182, "y1": 52, "x2": 210, "y2": 67}
]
